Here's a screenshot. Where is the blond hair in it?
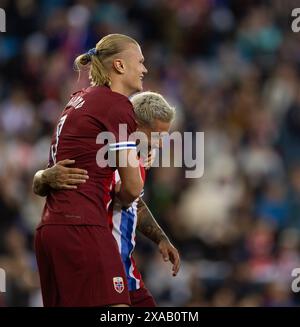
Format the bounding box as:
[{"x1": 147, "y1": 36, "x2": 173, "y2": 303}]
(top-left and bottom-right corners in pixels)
[
  {"x1": 74, "y1": 34, "x2": 139, "y2": 87},
  {"x1": 131, "y1": 91, "x2": 175, "y2": 127}
]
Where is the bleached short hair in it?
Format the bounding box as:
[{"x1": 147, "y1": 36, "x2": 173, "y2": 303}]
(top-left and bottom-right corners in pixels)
[{"x1": 131, "y1": 91, "x2": 175, "y2": 127}]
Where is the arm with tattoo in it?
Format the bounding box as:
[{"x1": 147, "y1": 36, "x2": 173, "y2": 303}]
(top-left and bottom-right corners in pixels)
[
  {"x1": 32, "y1": 159, "x2": 89, "y2": 197},
  {"x1": 136, "y1": 197, "x2": 181, "y2": 276},
  {"x1": 136, "y1": 198, "x2": 169, "y2": 244},
  {"x1": 33, "y1": 170, "x2": 51, "y2": 197}
]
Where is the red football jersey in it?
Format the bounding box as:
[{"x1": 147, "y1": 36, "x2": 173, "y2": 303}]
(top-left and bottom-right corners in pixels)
[{"x1": 39, "y1": 86, "x2": 137, "y2": 227}]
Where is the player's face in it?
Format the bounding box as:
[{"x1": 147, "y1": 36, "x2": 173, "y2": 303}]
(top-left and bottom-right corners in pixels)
[
  {"x1": 122, "y1": 44, "x2": 148, "y2": 95},
  {"x1": 138, "y1": 119, "x2": 171, "y2": 149}
]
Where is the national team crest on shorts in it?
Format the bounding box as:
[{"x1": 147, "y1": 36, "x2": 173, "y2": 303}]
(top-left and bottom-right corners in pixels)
[{"x1": 113, "y1": 277, "x2": 124, "y2": 293}]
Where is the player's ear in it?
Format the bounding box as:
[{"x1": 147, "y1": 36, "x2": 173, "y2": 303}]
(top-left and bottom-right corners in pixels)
[{"x1": 113, "y1": 59, "x2": 125, "y2": 74}]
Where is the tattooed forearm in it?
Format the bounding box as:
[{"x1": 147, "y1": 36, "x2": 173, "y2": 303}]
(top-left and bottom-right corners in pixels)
[
  {"x1": 137, "y1": 198, "x2": 169, "y2": 245},
  {"x1": 32, "y1": 170, "x2": 50, "y2": 197}
]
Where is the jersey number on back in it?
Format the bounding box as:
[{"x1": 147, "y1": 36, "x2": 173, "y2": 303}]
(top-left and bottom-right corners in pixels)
[{"x1": 51, "y1": 115, "x2": 67, "y2": 164}]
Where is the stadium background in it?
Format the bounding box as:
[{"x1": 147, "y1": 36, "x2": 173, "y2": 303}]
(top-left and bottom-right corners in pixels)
[{"x1": 1, "y1": 0, "x2": 300, "y2": 306}]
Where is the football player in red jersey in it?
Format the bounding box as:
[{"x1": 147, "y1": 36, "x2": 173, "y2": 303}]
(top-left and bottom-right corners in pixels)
[
  {"x1": 33, "y1": 34, "x2": 148, "y2": 307},
  {"x1": 33, "y1": 92, "x2": 181, "y2": 306}
]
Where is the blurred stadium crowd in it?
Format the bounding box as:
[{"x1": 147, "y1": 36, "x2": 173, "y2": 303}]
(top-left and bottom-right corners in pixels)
[{"x1": 1, "y1": 0, "x2": 300, "y2": 306}]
